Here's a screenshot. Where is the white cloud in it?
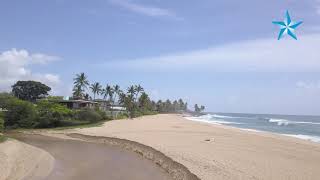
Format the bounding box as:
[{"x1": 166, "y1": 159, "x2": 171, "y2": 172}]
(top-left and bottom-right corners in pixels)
[
  {"x1": 0, "y1": 49, "x2": 61, "y2": 93},
  {"x1": 296, "y1": 81, "x2": 320, "y2": 90},
  {"x1": 104, "y1": 33, "x2": 320, "y2": 72},
  {"x1": 110, "y1": 0, "x2": 183, "y2": 20}
]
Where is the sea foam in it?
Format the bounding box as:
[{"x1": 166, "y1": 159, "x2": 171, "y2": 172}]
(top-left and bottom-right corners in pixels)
[{"x1": 269, "y1": 118, "x2": 320, "y2": 126}]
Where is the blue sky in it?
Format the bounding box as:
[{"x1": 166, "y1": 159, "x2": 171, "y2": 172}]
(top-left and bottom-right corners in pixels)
[{"x1": 1, "y1": 0, "x2": 320, "y2": 115}]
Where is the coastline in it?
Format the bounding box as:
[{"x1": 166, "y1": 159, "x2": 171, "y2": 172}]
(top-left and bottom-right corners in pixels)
[
  {"x1": 41, "y1": 114, "x2": 320, "y2": 180},
  {"x1": 184, "y1": 115, "x2": 320, "y2": 143}
]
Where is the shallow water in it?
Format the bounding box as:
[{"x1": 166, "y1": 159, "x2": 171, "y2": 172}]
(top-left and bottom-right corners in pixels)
[{"x1": 12, "y1": 134, "x2": 172, "y2": 180}]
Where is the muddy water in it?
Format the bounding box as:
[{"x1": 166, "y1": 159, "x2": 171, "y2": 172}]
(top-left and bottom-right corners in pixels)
[{"x1": 12, "y1": 134, "x2": 172, "y2": 180}]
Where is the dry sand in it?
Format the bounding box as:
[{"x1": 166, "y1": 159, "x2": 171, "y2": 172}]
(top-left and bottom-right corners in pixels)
[
  {"x1": 56, "y1": 114, "x2": 320, "y2": 180},
  {"x1": 0, "y1": 138, "x2": 54, "y2": 180}
]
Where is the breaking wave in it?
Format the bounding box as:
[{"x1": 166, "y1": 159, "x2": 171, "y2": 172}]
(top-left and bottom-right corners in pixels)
[
  {"x1": 283, "y1": 134, "x2": 320, "y2": 143},
  {"x1": 185, "y1": 114, "x2": 243, "y2": 125},
  {"x1": 269, "y1": 118, "x2": 320, "y2": 126}
]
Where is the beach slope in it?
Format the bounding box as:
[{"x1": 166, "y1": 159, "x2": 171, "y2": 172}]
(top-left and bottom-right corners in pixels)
[{"x1": 63, "y1": 114, "x2": 320, "y2": 180}]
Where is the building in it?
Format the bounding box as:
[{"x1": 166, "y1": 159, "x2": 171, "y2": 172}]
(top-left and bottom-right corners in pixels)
[
  {"x1": 55, "y1": 99, "x2": 98, "y2": 109},
  {"x1": 94, "y1": 99, "x2": 126, "y2": 112}
]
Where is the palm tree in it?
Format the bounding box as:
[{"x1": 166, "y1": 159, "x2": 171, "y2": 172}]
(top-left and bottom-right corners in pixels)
[
  {"x1": 103, "y1": 84, "x2": 114, "y2": 102},
  {"x1": 127, "y1": 85, "x2": 136, "y2": 100},
  {"x1": 135, "y1": 84, "x2": 144, "y2": 101},
  {"x1": 113, "y1": 85, "x2": 120, "y2": 103},
  {"x1": 118, "y1": 92, "x2": 126, "y2": 105},
  {"x1": 73, "y1": 73, "x2": 89, "y2": 98},
  {"x1": 72, "y1": 85, "x2": 83, "y2": 99},
  {"x1": 90, "y1": 82, "x2": 102, "y2": 100}
]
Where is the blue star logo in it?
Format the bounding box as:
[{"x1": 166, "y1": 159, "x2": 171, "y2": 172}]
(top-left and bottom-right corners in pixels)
[{"x1": 272, "y1": 10, "x2": 303, "y2": 40}]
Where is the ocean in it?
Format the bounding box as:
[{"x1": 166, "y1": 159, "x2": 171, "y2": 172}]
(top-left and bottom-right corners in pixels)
[{"x1": 185, "y1": 113, "x2": 320, "y2": 143}]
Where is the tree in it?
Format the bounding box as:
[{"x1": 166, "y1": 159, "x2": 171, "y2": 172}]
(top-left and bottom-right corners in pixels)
[
  {"x1": 127, "y1": 85, "x2": 136, "y2": 99},
  {"x1": 135, "y1": 84, "x2": 144, "y2": 101},
  {"x1": 123, "y1": 94, "x2": 136, "y2": 118},
  {"x1": 178, "y1": 99, "x2": 185, "y2": 110},
  {"x1": 12, "y1": 81, "x2": 51, "y2": 102},
  {"x1": 194, "y1": 104, "x2": 200, "y2": 112},
  {"x1": 0, "y1": 111, "x2": 4, "y2": 132},
  {"x1": 103, "y1": 84, "x2": 114, "y2": 102},
  {"x1": 2, "y1": 96, "x2": 37, "y2": 128},
  {"x1": 90, "y1": 82, "x2": 102, "y2": 100},
  {"x1": 72, "y1": 85, "x2": 83, "y2": 99},
  {"x1": 138, "y1": 92, "x2": 151, "y2": 110},
  {"x1": 73, "y1": 73, "x2": 89, "y2": 99},
  {"x1": 113, "y1": 85, "x2": 121, "y2": 103},
  {"x1": 118, "y1": 92, "x2": 126, "y2": 105},
  {"x1": 200, "y1": 105, "x2": 205, "y2": 112}
]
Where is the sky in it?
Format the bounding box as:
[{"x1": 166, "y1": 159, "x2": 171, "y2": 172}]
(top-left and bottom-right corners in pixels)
[{"x1": 1, "y1": 0, "x2": 320, "y2": 115}]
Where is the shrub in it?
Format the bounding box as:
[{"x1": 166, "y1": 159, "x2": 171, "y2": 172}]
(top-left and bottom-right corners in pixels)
[
  {"x1": 35, "y1": 100, "x2": 73, "y2": 128},
  {"x1": 0, "y1": 112, "x2": 4, "y2": 132},
  {"x1": 4, "y1": 97, "x2": 37, "y2": 128},
  {"x1": 74, "y1": 109, "x2": 102, "y2": 123},
  {"x1": 115, "y1": 112, "x2": 129, "y2": 119}
]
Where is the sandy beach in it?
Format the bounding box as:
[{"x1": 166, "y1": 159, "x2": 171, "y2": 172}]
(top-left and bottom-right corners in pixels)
[
  {"x1": 0, "y1": 139, "x2": 54, "y2": 180},
  {"x1": 53, "y1": 114, "x2": 320, "y2": 180}
]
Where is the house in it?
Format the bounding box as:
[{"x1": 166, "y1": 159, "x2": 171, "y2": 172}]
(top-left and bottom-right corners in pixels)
[
  {"x1": 55, "y1": 99, "x2": 98, "y2": 109},
  {"x1": 94, "y1": 99, "x2": 126, "y2": 112}
]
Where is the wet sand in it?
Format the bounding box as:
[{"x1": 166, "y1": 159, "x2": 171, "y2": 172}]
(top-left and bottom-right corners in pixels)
[{"x1": 12, "y1": 134, "x2": 172, "y2": 180}]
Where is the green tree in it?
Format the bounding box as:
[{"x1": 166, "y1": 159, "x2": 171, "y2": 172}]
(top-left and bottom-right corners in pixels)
[
  {"x1": 194, "y1": 104, "x2": 200, "y2": 112},
  {"x1": 200, "y1": 105, "x2": 205, "y2": 112},
  {"x1": 12, "y1": 81, "x2": 51, "y2": 102},
  {"x1": 0, "y1": 111, "x2": 4, "y2": 132},
  {"x1": 103, "y1": 84, "x2": 114, "y2": 102},
  {"x1": 4, "y1": 97, "x2": 37, "y2": 128},
  {"x1": 127, "y1": 85, "x2": 136, "y2": 100},
  {"x1": 73, "y1": 73, "x2": 89, "y2": 99},
  {"x1": 113, "y1": 85, "x2": 121, "y2": 103},
  {"x1": 123, "y1": 94, "x2": 136, "y2": 118},
  {"x1": 35, "y1": 100, "x2": 73, "y2": 128},
  {"x1": 134, "y1": 84, "x2": 144, "y2": 102},
  {"x1": 138, "y1": 92, "x2": 151, "y2": 111},
  {"x1": 72, "y1": 85, "x2": 84, "y2": 99},
  {"x1": 90, "y1": 82, "x2": 102, "y2": 100}
]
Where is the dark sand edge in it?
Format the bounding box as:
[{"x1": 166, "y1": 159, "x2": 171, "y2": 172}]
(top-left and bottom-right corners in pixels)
[{"x1": 67, "y1": 133, "x2": 201, "y2": 180}]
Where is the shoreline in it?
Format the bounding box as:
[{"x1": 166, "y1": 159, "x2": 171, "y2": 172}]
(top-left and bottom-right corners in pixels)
[
  {"x1": 10, "y1": 114, "x2": 320, "y2": 180},
  {"x1": 67, "y1": 114, "x2": 320, "y2": 180},
  {"x1": 184, "y1": 114, "x2": 320, "y2": 144}
]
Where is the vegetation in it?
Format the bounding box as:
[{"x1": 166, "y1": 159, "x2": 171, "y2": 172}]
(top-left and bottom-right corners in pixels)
[
  {"x1": 90, "y1": 82, "x2": 102, "y2": 100},
  {"x1": 12, "y1": 81, "x2": 51, "y2": 102},
  {"x1": 0, "y1": 72, "x2": 205, "y2": 130},
  {"x1": 194, "y1": 104, "x2": 205, "y2": 113},
  {"x1": 73, "y1": 72, "x2": 89, "y2": 99},
  {"x1": 0, "y1": 111, "x2": 4, "y2": 132}
]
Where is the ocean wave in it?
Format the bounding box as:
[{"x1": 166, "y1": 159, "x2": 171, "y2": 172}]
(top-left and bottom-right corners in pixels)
[
  {"x1": 184, "y1": 115, "x2": 243, "y2": 125},
  {"x1": 269, "y1": 118, "x2": 320, "y2": 126},
  {"x1": 283, "y1": 134, "x2": 320, "y2": 143}
]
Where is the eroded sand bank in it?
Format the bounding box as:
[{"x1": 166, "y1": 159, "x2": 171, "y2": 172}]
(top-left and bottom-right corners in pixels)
[
  {"x1": 13, "y1": 134, "x2": 173, "y2": 180},
  {"x1": 0, "y1": 139, "x2": 54, "y2": 180},
  {"x1": 51, "y1": 114, "x2": 320, "y2": 180}
]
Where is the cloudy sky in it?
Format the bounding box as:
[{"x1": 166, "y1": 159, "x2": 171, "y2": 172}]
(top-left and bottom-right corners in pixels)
[{"x1": 1, "y1": 0, "x2": 320, "y2": 115}]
